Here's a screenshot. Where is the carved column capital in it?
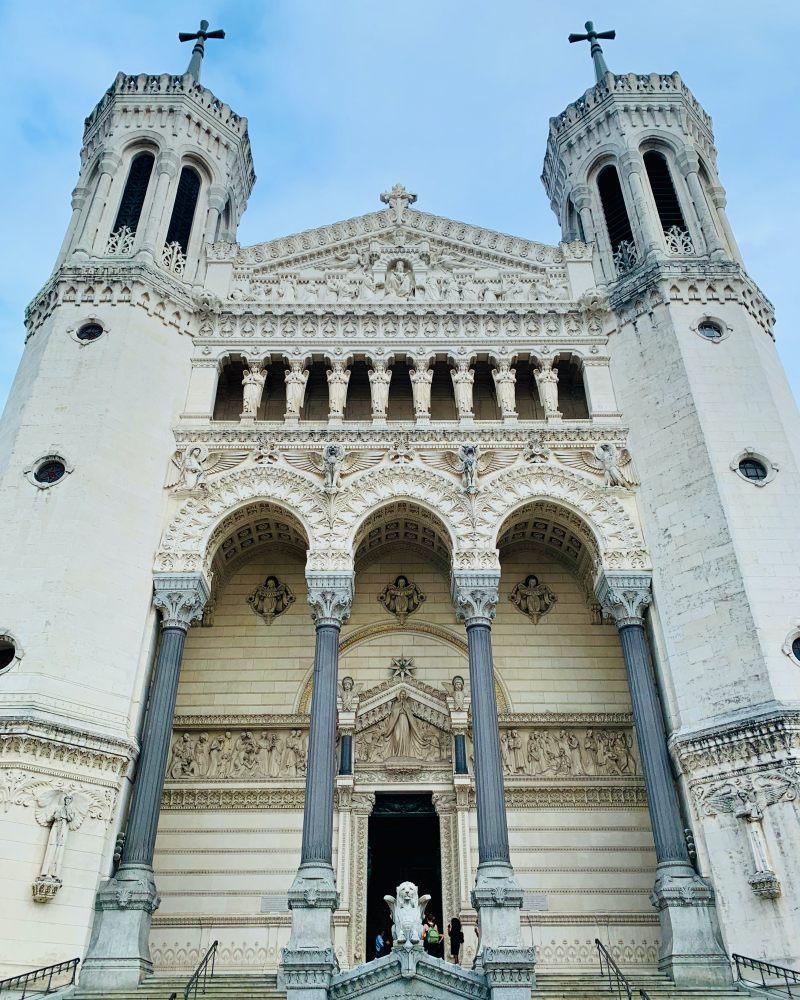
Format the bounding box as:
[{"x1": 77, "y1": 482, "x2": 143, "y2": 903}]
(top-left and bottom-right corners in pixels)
[
  {"x1": 155, "y1": 150, "x2": 180, "y2": 178},
  {"x1": 152, "y1": 573, "x2": 209, "y2": 631},
  {"x1": 571, "y1": 183, "x2": 593, "y2": 211},
  {"x1": 98, "y1": 151, "x2": 123, "y2": 177},
  {"x1": 595, "y1": 572, "x2": 652, "y2": 629},
  {"x1": 452, "y1": 571, "x2": 500, "y2": 627},
  {"x1": 675, "y1": 148, "x2": 701, "y2": 178},
  {"x1": 307, "y1": 573, "x2": 354, "y2": 628}
]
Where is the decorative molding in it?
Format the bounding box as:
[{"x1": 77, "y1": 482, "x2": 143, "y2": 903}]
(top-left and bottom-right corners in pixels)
[
  {"x1": 595, "y1": 573, "x2": 652, "y2": 628},
  {"x1": 153, "y1": 573, "x2": 210, "y2": 630}
]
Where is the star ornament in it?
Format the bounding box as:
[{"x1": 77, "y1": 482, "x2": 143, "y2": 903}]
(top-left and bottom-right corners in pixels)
[{"x1": 390, "y1": 656, "x2": 416, "y2": 680}]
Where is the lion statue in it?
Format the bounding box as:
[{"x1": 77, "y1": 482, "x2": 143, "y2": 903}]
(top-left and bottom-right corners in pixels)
[{"x1": 383, "y1": 880, "x2": 431, "y2": 946}]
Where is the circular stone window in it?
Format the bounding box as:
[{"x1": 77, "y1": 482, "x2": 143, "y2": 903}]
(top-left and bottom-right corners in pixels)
[
  {"x1": 793, "y1": 637, "x2": 800, "y2": 662},
  {"x1": 697, "y1": 320, "x2": 723, "y2": 341},
  {"x1": 738, "y1": 458, "x2": 767, "y2": 482},
  {"x1": 24, "y1": 453, "x2": 74, "y2": 490},
  {"x1": 77, "y1": 322, "x2": 103, "y2": 342},
  {"x1": 731, "y1": 449, "x2": 777, "y2": 487},
  {"x1": 0, "y1": 639, "x2": 15, "y2": 670}
]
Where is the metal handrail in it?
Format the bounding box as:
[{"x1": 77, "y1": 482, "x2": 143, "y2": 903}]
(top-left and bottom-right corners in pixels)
[
  {"x1": 168, "y1": 940, "x2": 219, "y2": 1000},
  {"x1": 0, "y1": 958, "x2": 79, "y2": 998},
  {"x1": 733, "y1": 954, "x2": 800, "y2": 997},
  {"x1": 594, "y1": 939, "x2": 652, "y2": 1000}
]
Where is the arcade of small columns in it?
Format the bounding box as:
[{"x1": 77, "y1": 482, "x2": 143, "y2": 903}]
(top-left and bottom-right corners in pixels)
[
  {"x1": 80, "y1": 486, "x2": 728, "y2": 990},
  {"x1": 206, "y1": 352, "x2": 593, "y2": 425}
]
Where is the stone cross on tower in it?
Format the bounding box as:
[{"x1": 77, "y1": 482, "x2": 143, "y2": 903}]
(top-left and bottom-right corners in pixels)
[
  {"x1": 179, "y1": 19, "x2": 226, "y2": 82},
  {"x1": 380, "y1": 184, "x2": 418, "y2": 225},
  {"x1": 568, "y1": 20, "x2": 616, "y2": 85}
]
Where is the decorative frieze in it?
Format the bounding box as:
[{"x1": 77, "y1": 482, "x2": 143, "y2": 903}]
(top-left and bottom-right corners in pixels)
[{"x1": 499, "y1": 725, "x2": 637, "y2": 778}]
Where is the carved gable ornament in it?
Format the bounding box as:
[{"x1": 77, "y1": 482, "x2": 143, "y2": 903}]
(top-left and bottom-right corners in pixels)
[
  {"x1": 509, "y1": 574, "x2": 557, "y2": 624},
  {"x1": 247, "y1": 575, "x2": 295, "y2": 625},
  {"x1": 378, "y1": 576, "x2": 426, "y2": 624}
]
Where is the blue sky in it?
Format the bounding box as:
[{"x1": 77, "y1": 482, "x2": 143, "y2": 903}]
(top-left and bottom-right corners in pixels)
[{"x1": 1, "y1": 1, "x2": 798, "y2": 404}]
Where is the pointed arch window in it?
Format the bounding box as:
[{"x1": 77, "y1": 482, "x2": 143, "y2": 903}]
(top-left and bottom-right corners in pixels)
[
  {"x1": 643, "y1": 151, "x2": 693, "y2": 253},
  {"x1": 165, "y1": 166, "x2": 201, "y2": 255},
  {"x1": 597, "y1": 165, "x2": 637, "y2": 272},
  {"x1": 112, "y1": 152, "x2": 154, "y2": 235}
]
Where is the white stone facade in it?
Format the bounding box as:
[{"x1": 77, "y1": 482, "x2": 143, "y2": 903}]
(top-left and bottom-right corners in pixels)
[{"x1": 0, "y1": 49, "x2": 798, "y2": 991}]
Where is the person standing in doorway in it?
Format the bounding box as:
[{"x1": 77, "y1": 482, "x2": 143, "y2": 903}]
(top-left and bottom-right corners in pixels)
[
  {"x1": 426, "y1": 917, "x2": 441, "y2": 957},
  {"x1": 448, "y1": 916, "x2": 464, "y2": 963},
  {"x1": 374, "y1": 928, "x2": 384, "y2": 960}
]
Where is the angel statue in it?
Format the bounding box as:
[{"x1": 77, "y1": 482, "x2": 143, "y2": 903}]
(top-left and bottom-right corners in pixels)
[
  {"x1": 32, "y1": 789, "x2": 90, "y2": 901},
  {"x1": 418, "y1": 445, "x2": 517, "y2": 495},
  {"x1": 378, "y1": 575, "x2": 426, "y2": 624},
  {"x1": 443, "y1": 674, "x2": 467, "y2": 712},
  {"x1": 247, "y1": 575, "x2": 295, "y2": 625},
  {"x1": 283, "y1": 445, "x2": 384, "y2": 491},
  {"x1": 164, "y1": 445, "x2": 251, "y2": 491},
  {"x1": 509, "y1": 574, "x2": 558, "y2": 625},
  {"x1": 554, "y1": 442, "x2": 638, "y2": 488}
]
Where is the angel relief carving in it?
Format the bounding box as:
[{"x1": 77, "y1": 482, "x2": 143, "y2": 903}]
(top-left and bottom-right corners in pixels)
[
  {"x1": 378, "y1": 575, "x2": 426, "y2": 623},
  {"x1": 509, "y1": 574, "x2": 557, "y2": 624},
  {"x1": 247, "y1": 575, "x2": 295, "y2": 625},
  {"x1": 417, "y1": 444, "x2": 517, "y2": 493},
  {"x1": 32, "y1": 789, "x2": 99, "y2": 902},
  {"x1": 554, "y1": 443, "x2": 638, "y2": 488},
  {"x1": 164, "y1": 444, "x2": 272, "y2": 491},
  {"x1": 283, "y1": 444, "x2": 383, "y2": 491}
]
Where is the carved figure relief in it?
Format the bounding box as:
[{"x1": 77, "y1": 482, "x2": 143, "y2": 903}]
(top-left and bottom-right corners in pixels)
[
  {"x1": 509, "y1": 574, "x2": 558, "y2": 624},
  {"x1": 338, "y1": 676, "x2": 360, "y2": 712},
  {"x1": 385, "y1": 690, "x2": 422, "y2": 759},
  {"x1": 167, "y1": 728, "x2": 309, "y2": 780},
  {"x1": 444, "y1": 674, "x2": 467, "y2": 711},
  {"x1": 378, "y1": 575, "x2": 426, "y2": 623},
  {"x1": 534, "y1": 361, "x2": 560, "y2": 418},
  {"x1": 450, "y1": 362, "x2": 475, "y2": 418},
  {"x1": 284, "y1": 362, "x2": 309, "y2": 418},
  {"x1": 165, "y1": 445, "x2": 252, "y2": 492},
  {"x1": 241, "y1": 364, "x2": 267, "y2": 418},
  {"x1": 498, "y1": 726, "x2": 637, "y2": 778},
  {"x1": 555, "y1": 442, "x2": 638, "y2": 488},
  {"x1": 247, "y1": 575, "x2": 296, "y2": 625},
  {"x1": 31, "y1": 789, "x2": 100, "y2": 903},
  {"x1": 384, "y1": 259, "x2": 414, "y2": 299}
]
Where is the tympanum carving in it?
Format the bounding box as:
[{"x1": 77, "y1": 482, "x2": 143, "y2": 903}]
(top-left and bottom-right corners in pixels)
[
  {"x1": 378, "y1": 575, "x2": 426, "y2": 623},
  {"x1": 509, "y1": 574, "x2": 557, "y2": 624}
]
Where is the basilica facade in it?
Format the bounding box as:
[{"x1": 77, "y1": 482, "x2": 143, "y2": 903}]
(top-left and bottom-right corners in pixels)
[{"x1": 1, "y1": 24, "x2": 799, "y2": 1000}]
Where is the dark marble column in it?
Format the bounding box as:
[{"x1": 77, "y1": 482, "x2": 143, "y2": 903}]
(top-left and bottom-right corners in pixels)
[
  {"x1": 596, "y1": 572, "x2": 731, "y2": 986},
  {"x1": 282, "y1": 573, "x2": 353, "y2": 997},
  {"x1": 453, "y1": 733, "x2": 468, "y2": 775},
  {"x1": 339, "y1": 734, "x2": 353, "y2": 776},
  {"x1": 80, "y1": 574, "x2": 208, "y2": 992},
  {"x1": 451, "y1": 571, "x2": 534, "y2": 985}
]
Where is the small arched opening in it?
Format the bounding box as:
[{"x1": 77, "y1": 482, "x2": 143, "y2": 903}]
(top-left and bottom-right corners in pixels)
[
  {"x1": 429, "y1": 360, "x2": 457, "y2": 421},
  {"x1": 166, "y1": 165, "x2": 202, "y2": 255},
  {"x1": 387, "y1": 360, "x2": 414, "y2": 421},
  {"x1": 472, "y1": 360, "x2": 500, "y2": 421},
  {"x1": 642, "y1": 150, "x2": 687, "y2": 237},
  {"x1": 112, "y1": 151, "x2": 155, "y2": 237},
  {"x1": 596, "y1": 164, "x2": 635, "y2": 254},
  {"x1": 555, "y1": 358, "x2": 589, "y2": 420}
]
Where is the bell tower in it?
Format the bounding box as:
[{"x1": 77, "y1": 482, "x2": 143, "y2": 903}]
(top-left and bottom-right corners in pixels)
[
  {"x1": 543, "y1": 26, "x2": 800, "y2": 969},
  {"x1": 0, "y1": 24, "x2": 254, "y2": 978}
]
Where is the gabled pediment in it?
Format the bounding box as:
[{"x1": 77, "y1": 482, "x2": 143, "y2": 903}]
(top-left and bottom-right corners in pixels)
[
  {"x1": 219, "y1": 195, "x2": 587, "y2": 307},
  {"x1": 354, "y1": 680, "x2": 452, "y2": 771}
]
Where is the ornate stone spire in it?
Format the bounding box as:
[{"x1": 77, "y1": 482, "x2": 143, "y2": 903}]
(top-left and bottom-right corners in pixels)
[
  {"x1": 179, "y1": 19, "x2": 226, "y2": 82},
  {"x1": 568, "y1": 20, "x2": 616, "y2": 84}
]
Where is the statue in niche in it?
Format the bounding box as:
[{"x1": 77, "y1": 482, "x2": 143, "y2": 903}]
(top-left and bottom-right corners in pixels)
[
  {"x1": 248, "y1": 575, "x2": 296, "y2": 625},
  {"x1": 384, "y1": 259, "x2": 414, "y2": 298},
  {"x1": 444, "y1": 674, "x2": 467, "y2": 711},
  {"x1": 241, "y1": 365, "x2": 267, "y2": 417},
  {"x1": 509, "y1": 574, "x2": 558, "y2": 625},
  {"x1": 385, "y1": 690, "x2": 422, "y2": 759},
  {"x1": 284, "y1": 363, "x2": 309, "y2": 418},
  {"x1": 378, "y1": 575, "x2": 426, "y2": 624},
  {"x1": 32, "y1": 791, "x2": 78, "y2": 902},
  {"x1": 338, "y1": 675, "x2": 360, "y2": 712}
]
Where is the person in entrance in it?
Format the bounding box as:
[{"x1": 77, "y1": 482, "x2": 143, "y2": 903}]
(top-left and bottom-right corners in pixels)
[{"x1": 447, "y1": 917, "x2": 464, "y2": 963}]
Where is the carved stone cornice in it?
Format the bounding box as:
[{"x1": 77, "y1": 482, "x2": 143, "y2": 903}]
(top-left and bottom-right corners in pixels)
[
  {"x1": 595, "y1": 572, "x2": 652, "y2": 628},
  {"x1": 153, "y1": 573, "x2": 210, "y2": 631},
  {"x1": 451, "y1": 571, "x2": 501, "y2": 627},
  {"x1": 25, "y1": 263, "x2": 196, "y2": 341},
  {"x1": 0, "y1": 716, "x2": 135, "y2": 776},
  {"x1": 172, "y1": 713, "x2": 309, "y2": 729},
  {"x1": 161, "y1": 786, "x2": 306, "y2": 811},
  {"x1": 607, "y1": 258, "x2": 774, "y2": 338},
  {"x1": 306, "y1": 573, "x2": 354, "y2": 627}
]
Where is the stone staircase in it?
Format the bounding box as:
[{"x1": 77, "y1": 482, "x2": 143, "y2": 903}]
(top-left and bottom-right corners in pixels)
[{"x1": 68, "y1": 969, "x2": 750, "y2": 1000}]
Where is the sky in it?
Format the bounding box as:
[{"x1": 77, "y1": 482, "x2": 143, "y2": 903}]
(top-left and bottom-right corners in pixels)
[{"x1": 1, "y1": 0, "x2": 798, "y2": 404}]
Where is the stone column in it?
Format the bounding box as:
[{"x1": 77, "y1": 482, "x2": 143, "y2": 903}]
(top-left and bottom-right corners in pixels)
[
  {"x1": 533, "y1": 360, "x2": 561, "y2": 421},
  {"x1": 80, "y1": 574, "x2": 208, "y2": 993},
  {"x1": 284, "y1": 359, "x2": 310, "y2": 426},
  {"x1": 203, "y1": 185, "x2": 228, "y2": 245},
  {"x1": 618, "y1": 151, "x2": 661, "y2": 258},
  {"x1": 75, "y1": 152, "x2": 122, "y2": 256},
  {"x1": 491, "y1": 359, "x2": 518, "y2": 423},
  {"x1": 451, "y1": 360, "x2": 475, "y2": 423},
  {"x1": 451, "y1": 572, "x2": 535, "y2": 997},
  {"x1": 326, "y1": 362, "x2": 350, "y2": 426},
  {"x1": 136, "y1": 151, "x2": 179, "y2": 260},
  {"x1": 409, "y1": 356, "x2": 433, "y2": 424},
  {"x1": 281, "y1": 574, "x2": 353, "y2": 1000},
  {"x1": 676, "y1": 150, "x2": 727, "y2": 260},
  {"x1": 56, "y1": 184, "x2": 88, "y2": 265},
  {"x1": 596, "y1": 572, "x2": 731, "y2": 987},
  {"x1": 707, "y1": 183, "x2": 744, "y2": 265},
  {"x1": 368, "y1": 359, "x2": 392, "y2": 425}
]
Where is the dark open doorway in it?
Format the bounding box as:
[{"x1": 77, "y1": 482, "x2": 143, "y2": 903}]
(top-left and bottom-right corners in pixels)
[{"x1": 365, "y1": 792, "x2": 442, "y2": 961}]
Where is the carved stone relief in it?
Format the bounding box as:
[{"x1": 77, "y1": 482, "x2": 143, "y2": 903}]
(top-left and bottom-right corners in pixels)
[
  {"x1": 167, "y1": 728, "x2": 309, "y2": 780},
  {"x1": 499, "y1": 726, "x2": 638, "y2": 778},
  {"x1": 509, "y1": 575, "x2": 558, "y2": 624},
  {"x1": 377, "y1": 575, "x2": 426, "y2": 624},
  {"x1": 247, "y1": 575, "x2": 296, "y2": 625}
]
